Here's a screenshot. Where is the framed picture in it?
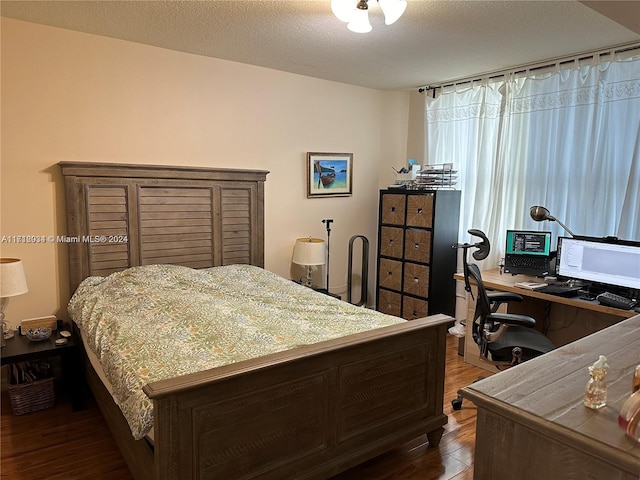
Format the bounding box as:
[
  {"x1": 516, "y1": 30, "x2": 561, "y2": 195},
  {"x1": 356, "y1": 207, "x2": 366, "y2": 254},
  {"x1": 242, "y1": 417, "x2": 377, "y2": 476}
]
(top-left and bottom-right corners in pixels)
[{"x1": 306, "y1": 152, "x2": 353, "y2": 198}]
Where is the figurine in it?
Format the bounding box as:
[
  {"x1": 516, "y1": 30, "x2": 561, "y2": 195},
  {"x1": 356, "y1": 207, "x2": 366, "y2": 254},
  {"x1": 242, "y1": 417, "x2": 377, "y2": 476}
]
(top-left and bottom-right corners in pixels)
[{"x1": 584, "y1": 355, "x2": 608, "y2": 409}]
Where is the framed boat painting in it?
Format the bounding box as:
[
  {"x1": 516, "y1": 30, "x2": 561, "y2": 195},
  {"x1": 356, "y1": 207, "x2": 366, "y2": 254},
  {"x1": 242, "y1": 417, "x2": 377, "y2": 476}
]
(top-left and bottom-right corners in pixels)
[{"x1": 306, "y1": 152, "x2": 353, "y2": 198}]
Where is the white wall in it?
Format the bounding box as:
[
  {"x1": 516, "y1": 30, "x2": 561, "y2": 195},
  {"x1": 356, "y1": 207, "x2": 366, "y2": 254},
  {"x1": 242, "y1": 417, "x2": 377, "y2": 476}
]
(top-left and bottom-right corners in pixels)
[
  {"x1": 406, "y1": 90, "x2": 426, "y2": 165},
  {"x1": 0, "y1": 18, "x2": 411, "y2": 323}
]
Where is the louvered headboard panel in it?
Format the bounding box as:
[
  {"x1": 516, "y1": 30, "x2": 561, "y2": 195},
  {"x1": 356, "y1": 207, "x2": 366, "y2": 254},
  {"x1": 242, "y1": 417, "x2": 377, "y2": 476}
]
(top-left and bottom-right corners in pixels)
[
  {"x1": 86, "y1": 185, "x2": 131, "y2": 276},
  {"x1": 138, "y1": 186, "x2": 215, "y2": 267},
  {"x1": 220, "y1": 187, "x2": 252, "y2": 265},
  {"x1": 60, "y1": 162, "x2": 268, "y2": 293}
]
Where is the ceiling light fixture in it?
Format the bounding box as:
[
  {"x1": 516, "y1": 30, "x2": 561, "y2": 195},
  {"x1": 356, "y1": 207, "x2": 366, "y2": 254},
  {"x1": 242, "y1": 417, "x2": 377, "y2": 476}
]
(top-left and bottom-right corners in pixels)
[
  {"x1": 331, "y1": 0, "x2": 407, "y2": 33},
  {"x1": 348, "y1": 1, "x2": 373, "y2": 33},
  {"x1": 379, "y1": 0, "x2": 407, "y2": 25}
]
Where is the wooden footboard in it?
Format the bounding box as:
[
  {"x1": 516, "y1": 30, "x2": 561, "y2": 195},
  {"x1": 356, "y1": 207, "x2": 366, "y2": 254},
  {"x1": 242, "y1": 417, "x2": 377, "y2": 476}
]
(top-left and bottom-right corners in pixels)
[{"x1": 143, "y1": 314, "x2": 450, "y2": 480}]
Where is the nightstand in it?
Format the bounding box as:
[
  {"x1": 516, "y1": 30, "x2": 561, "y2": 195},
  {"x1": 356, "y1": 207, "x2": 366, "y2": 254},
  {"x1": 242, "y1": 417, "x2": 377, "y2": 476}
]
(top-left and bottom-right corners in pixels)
[{"x1": 1, "y1": 330, "x2": 83, "y2": 411}]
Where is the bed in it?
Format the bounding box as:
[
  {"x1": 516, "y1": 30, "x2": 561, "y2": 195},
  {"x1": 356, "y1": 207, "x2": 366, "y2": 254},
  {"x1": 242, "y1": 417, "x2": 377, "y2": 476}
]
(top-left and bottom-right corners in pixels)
[{"x1": 59, "y1": 161, "x2": 450, "y2": 480}]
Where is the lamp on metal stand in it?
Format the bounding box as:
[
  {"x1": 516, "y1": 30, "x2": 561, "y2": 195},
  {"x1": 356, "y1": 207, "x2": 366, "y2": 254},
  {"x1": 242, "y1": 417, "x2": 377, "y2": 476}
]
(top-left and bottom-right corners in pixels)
[
  {"x1": 529, "y1": 206, "x2": 586, "y2": 287},
  {"x1": 529, "y1": 206, "x2": 575, "y2": 237},
  {"x1": 322, "y1": 219, "x2": 333, "y2": 293}
]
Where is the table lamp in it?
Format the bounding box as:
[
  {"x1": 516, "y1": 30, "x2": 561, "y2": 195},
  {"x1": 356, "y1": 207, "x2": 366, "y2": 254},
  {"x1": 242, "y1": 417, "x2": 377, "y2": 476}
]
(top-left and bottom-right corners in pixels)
[
  {"x1": 0, "y1": 258, "x2": 29, "y2": 347},
  {"x1": 529, "y1": 205, "x2": 576, "y2": 237},
  {"x1": 292, "y1": 238, "x2": 326, "y2": 287}
]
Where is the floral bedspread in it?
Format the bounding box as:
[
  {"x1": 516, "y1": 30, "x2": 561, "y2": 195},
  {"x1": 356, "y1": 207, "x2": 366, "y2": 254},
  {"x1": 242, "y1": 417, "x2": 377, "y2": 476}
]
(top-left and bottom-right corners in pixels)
[{"x1": 68, "y1": 264, "x2": 405, "y2": 439}]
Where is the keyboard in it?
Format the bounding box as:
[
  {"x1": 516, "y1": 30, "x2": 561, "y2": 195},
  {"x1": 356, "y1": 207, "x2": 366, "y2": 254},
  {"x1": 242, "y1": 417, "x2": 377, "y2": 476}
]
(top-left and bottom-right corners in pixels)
[
  {"x1": 506, "y1": 256, "x2": 548, "y2": 269},
  {"x1": 596, "y1": 291, "x2": 637, "y2": 310},
  {"x1": 538, "y1": 284, "x2": 581, "y2": 297}
]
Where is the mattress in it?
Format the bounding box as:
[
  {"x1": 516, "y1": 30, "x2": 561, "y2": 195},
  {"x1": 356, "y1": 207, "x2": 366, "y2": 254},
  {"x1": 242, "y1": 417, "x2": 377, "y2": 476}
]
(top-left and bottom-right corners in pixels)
[{"x1": 69, "y1": 264, "x2": 405, "y2": 440}]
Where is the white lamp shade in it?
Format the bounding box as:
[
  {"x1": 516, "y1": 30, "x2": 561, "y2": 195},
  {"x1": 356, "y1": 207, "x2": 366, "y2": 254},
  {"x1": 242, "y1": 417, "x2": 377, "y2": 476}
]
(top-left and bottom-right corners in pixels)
[
  {"x1": 331, "y1": 0, "x2": 357, "y2": 22},
  {"x1": 379, "y1": 0, "x2": 407, "y2": 25},
  {"x1": 0, "y1": 258, "x2": 28, "y2": 298},
  {"x1": 347, "y1": 7, "x2": 372, "y2": 33},
  {"x1": 292, "y1": 238, "x2": 326, "y2": 266}
]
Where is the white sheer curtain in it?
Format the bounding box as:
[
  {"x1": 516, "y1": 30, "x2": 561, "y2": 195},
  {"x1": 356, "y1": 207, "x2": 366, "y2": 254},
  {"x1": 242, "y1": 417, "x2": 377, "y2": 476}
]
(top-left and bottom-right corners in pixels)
[
  {"x1": 425, "y1": 81, "x2": 507, "y2": 268},
  {"x1": 426, "y1": 52, "x2": 640, "y2": 269}
]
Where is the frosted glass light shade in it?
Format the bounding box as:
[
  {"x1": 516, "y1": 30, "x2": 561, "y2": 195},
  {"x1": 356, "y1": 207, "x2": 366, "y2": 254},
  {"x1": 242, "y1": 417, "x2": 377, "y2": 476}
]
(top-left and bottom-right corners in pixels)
[
  {"x1": 331, "y1": 0, "x2": 357, "y2": 22},
  {"x1": 347, "y1": 7, "x2": 372, "y2": 33},
  {"x1": 0, "y1": 258, "x2": 28, "y2": 298},
  {"x1": 379, "y1": 0, "x2": 407, "y2": 25},
  {"x1": 292, "y1": 238, "x2": 326, "y2": 266}
]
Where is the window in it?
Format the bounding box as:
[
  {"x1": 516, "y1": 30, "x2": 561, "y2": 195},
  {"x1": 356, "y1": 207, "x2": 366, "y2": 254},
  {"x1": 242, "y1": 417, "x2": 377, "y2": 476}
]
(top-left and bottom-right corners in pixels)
[{"x1": 425, "y1": 51, "x2": 640, "y2": 267}]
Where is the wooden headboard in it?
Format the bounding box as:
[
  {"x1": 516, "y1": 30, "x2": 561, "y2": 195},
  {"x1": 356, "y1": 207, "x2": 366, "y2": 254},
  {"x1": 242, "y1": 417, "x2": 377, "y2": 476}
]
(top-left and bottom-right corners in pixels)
[{"x1": 59, "y1": 162, "x2": 269, "y2": 293}]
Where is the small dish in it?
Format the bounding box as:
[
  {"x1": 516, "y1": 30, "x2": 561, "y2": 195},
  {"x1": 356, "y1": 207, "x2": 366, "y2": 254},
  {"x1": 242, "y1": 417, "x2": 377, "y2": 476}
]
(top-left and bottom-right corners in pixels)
[{"x1": 25, "y1": 327, "x2": 52, "y2": 342}]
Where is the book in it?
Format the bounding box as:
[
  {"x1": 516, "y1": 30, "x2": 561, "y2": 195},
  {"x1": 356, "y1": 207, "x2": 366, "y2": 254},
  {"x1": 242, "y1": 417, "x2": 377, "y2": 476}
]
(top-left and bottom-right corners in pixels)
[{"x1": 514, "y1": 281, "x2": 548, "y2": 290}]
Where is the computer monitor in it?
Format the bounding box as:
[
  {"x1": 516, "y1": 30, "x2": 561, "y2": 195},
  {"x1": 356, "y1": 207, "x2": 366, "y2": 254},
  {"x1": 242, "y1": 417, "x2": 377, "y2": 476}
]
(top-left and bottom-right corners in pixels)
[{"x1": 556, "y1": 236, "x2": 640, "y2": 291}]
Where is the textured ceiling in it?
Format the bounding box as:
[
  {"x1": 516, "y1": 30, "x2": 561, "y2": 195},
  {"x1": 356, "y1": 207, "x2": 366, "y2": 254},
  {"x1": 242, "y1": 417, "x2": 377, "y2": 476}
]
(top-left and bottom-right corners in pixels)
[{"x1": 1, "y1": 0, "x2": 639, "y2": 90}]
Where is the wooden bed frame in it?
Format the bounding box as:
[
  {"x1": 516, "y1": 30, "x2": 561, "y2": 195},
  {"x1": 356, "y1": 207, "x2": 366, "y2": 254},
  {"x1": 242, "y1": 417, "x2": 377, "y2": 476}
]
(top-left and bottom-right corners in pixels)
[{"x1": 60, "y1": 162, "x2": 450, "y2": 480}]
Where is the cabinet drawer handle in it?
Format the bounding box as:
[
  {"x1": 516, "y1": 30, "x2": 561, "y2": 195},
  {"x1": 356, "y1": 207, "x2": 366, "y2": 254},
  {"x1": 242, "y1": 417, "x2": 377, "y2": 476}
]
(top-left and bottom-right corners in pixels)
[
  {"x1": 414, "y1": 243, "x2": 419, "y2": 249},
  {"x1": 414, "y1": 277, "x2": 419, "y2": 283},
  {"x1": 417, "y1": 208, "x2": 423, "y2": 214}
]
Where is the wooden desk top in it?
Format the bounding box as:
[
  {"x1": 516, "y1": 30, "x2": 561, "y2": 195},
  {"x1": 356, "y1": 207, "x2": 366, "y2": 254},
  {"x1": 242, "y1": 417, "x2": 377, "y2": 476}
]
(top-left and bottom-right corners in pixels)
[
  {"x1": 461, "y1": 313, "x2": 640, "y2": 473},
  {"x1": 455, "y1": 268, "x2": 637, "y2": 319}
]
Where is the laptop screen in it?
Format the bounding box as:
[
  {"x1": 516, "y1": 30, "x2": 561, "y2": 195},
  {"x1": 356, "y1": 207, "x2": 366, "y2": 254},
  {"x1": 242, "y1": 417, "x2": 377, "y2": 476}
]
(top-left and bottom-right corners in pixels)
[{"x1": 505, "y1": 230, "x2": 552, "y2": 257}]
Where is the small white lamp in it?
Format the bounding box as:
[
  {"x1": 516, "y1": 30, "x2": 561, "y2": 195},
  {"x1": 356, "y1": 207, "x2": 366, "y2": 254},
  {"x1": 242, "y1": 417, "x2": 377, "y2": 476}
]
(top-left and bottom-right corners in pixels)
[
  {"x1": 292, "y1": 238, "x2": 326, "y2": 287},
  {"x1": 1, "y1": 258, "x2": 29, "y2": 347}
]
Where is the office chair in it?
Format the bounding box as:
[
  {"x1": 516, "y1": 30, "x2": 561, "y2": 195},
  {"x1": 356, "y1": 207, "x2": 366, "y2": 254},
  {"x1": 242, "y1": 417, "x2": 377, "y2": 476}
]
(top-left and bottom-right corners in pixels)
[{"x1": 451, "y1": 229, "x2": 555, "y2": 410}]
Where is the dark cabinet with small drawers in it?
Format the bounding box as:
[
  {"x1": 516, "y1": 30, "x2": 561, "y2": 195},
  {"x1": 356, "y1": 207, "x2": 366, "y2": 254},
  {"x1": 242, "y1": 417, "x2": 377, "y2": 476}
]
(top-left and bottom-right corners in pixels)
[{"x1": 376, "y1": 189, "x2": 460, "y2": 320}]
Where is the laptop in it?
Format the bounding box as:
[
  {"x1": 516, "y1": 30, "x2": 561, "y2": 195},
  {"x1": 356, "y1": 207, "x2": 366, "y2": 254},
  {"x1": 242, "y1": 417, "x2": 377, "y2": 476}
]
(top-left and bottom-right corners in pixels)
[{"x1": 504, "y1": 230, "x2": 552, "y2": 277}]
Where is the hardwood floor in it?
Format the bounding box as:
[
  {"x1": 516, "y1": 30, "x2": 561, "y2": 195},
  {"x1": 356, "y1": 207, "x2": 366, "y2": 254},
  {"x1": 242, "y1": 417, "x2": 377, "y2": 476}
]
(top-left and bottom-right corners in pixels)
[
  {"x1": 1, "y1": 334, "x2": 489, "y2": 480},
  {"x1": 1, "y1": 391, "x2": 133, "y2": 479}
]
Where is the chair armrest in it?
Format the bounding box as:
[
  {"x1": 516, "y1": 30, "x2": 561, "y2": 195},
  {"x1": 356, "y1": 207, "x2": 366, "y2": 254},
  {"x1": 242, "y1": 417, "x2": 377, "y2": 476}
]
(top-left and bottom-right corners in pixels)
[
  {"x1": 487, "y1": 312, "x2": 536, "y2": 328},
  {"x1": 487, "y1": 292, "x2": 523, "y2": 303}
]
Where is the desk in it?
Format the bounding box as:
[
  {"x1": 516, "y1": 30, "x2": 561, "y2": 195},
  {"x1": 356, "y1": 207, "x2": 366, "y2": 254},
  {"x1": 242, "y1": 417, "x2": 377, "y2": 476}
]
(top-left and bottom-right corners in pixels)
[
  {"x1": 456, "y1": 269, "x2": 636, "y2": 371},
  {"x1": 460, "y1": 313, "x2": 640, "y2": 480}
]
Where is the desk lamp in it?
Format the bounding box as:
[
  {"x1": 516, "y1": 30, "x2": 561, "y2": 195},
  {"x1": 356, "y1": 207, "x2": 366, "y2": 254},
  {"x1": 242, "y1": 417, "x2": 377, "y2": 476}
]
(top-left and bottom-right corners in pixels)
[
  {"x1": 0, "y1": 258, "x2": 29, "y2": 347},
  {"x1": 529, "y1": 206, "x2": 575, "y2": 237},
  {"x1": 529, "y1": 206, "x2": 587, "y2": 287},
  {"x1": 292, "y1": 238, "x2": 326, "y2": 287}
]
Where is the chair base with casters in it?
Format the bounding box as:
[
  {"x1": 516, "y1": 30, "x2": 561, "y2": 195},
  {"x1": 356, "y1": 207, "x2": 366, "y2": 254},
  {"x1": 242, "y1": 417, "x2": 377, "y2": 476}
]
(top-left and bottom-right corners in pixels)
[{"x1": 451, "y1": 229, "x2": 555, "y2": 411}]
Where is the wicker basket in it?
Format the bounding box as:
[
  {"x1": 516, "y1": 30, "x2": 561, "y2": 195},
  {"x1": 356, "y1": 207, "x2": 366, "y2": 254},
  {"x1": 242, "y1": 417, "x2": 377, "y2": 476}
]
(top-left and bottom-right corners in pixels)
[{"x1": 8, "y1": 377, "x2": 55, "y2": 415}]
